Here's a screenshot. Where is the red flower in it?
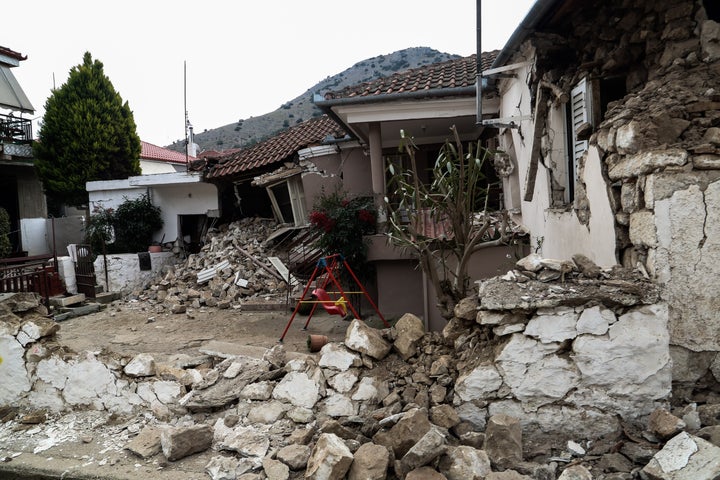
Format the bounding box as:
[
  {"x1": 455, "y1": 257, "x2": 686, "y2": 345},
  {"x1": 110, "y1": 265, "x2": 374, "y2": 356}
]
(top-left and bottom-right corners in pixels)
[{"x1": 358, "y1": 209, "x2": 375, "y2": 224}]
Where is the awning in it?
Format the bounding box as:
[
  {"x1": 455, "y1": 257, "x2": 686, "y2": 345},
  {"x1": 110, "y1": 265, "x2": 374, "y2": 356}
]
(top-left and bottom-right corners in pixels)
[{"x1": 0, "y1": 65, "x2": 34, "y2": 113}]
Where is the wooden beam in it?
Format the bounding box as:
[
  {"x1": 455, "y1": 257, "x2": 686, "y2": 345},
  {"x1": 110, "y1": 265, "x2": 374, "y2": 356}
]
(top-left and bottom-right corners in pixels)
[{"x1": 523, "y1": 87, "x2": 548, "y2": 202}]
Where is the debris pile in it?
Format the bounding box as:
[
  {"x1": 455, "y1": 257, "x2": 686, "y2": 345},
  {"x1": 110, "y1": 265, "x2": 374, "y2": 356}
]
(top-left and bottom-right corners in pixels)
[
  {"x1": 129, "y1": 217, "x2": 298, "y2": 312},
  {"x1": 2, "y1": 247, "x2": 720, "y2": 480}
]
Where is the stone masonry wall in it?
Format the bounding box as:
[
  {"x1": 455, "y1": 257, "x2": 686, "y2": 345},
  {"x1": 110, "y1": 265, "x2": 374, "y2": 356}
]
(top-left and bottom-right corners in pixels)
[{"x1": 528, "y1": 0, "x2": 720, "y2": 378}]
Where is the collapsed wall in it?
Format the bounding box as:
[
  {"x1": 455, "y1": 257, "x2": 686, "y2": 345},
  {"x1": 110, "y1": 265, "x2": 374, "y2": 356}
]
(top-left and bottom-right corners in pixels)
[{"x1": 524, "y1": 0, "x2": 720, "y2": 390}]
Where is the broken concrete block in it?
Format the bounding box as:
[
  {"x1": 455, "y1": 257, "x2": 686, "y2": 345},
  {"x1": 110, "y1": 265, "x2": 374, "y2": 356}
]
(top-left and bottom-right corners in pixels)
[
  {"x1": 0, "y1": 334, "x2": 31, "y2": 404},
  {"x1": 160, "y1": 423, "x2": 213, "y2": 461}
]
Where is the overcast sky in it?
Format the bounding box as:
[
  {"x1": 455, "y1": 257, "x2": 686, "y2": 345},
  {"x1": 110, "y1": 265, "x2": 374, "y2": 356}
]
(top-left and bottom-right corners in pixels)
[{"x1": 4, "y1": 0, "x2": 535, "y2": 148}]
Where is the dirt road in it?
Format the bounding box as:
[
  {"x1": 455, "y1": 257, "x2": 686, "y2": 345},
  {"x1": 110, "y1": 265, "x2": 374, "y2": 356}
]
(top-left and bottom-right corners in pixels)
[{"x1": 55, "y1": 301, "x2": 351, "y2": 362}]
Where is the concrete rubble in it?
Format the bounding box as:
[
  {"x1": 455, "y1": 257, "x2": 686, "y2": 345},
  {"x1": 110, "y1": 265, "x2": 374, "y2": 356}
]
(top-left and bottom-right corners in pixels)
[
  {"x1": 2, "y1": 253, "x2": 720, "y2": 479},
  {"x1": 126, "y1": 217, "x2": 298, "y2": 314}
]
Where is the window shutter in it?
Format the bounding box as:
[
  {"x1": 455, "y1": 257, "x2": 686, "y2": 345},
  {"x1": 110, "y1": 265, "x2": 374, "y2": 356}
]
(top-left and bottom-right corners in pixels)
[{"x1": 570, "y1": 78, "x2": 592, "y2": 169}]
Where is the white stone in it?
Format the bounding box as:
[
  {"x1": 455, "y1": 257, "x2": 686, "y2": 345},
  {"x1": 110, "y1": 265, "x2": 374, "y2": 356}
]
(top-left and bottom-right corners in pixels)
[
  {"x1": 493, "y1": 323, "x2": 525, "y2": 336},
  {"x1": 240, "y1": 381, "x2": 274, "y2": 401},
  {"x1": 273, "y1": 371, "x2": 320, "y2": 408},
  {"x1": 27, "y1": 380, "x2": 66, "y2": 412},
  {"x1": 524, "y1": 308, "x2": 578, "y2": 343},
  {"x1": 0, "y1": 335, "x2": 31, "y2": 405},
  {"x1": 62, "y1": 356, "x2": 118, "y2": 408},
  {"x1": 516, "y1": 253, "x2": 543, "y2": 272},
  {"x1": 322, "y1": 393, "x2": 357, "y2": 417},
  {"x1": 124, "y1": 353, "x2": 156, "y2": 377},
  {"x1": 573, "y1": 304, "x2": 671, "y2": 398},
  {"x1": 576, "y1": 306, "x2": 613, "y2": 335},
  {"x1": 136, "y1": 382, "x2": 157, "y2": 404},
  {"x1": 654, "y1": 431, "x2": 698, "y2": 472},
  {"x1": 247, "y1": 400, "x2": 286, "y2": 423},
  {"x1": 496, "y1": 334, "x2": 560, "y2": 363},
  {"x1": 35, "y1": 356, "x2": 71, "y2": 389},
  {"x1": 327, "y1": 369, "x2": 359, "y2": 393},
  {"x1": 153, "y1": 380, "x2": 183, "y2": 405},
  {"x1": 629, "y1": 210, "x2": 657, "y2": 248},
  {"x1": 454, "y1": 364, "x2": 503, "y2": 402},
  {"x1": 318, "y1": 343, "x2": 361, "y2": 372},
  {"x1": 223, "y1": 361, "x2": 243, "y2": 379},
  {"x1": 351, "y1": 376, "x2": 388, "y2": 403},
  {"x1": 498, "y1": 355, "x2": 579, "y2": 408}
]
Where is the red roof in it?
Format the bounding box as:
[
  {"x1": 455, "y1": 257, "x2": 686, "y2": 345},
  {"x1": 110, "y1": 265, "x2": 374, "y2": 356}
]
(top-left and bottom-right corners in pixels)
[
  {"x1": 206, "y1": 116, "x2": 347, "y2": 179},
  {"x1": 141, "y1": 141, "x2": 196, "y2": 164},
  {"x1": 322, "y1": 52, "x2": 498, "y2": 101}
]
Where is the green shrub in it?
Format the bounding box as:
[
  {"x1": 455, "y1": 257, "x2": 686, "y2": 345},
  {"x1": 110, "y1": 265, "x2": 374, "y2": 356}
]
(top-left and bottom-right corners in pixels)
[
  {"x1": 0, "y1": 207, "x2": 11, "y2": 258},
  {"x1": 85, "y1": 194, "x2": 163, "y2": 254}
]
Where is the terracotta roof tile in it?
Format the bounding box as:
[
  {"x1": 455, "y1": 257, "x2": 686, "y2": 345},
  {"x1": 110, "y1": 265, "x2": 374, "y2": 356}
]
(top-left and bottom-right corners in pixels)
[
  {"x1": 141, "y1": 141, "x2": 196, "y2": 164},
  {"x1": 323, "y1": 52, "x2": 498, "y2": 101},
  {"x1": 207, "y1": 116, "x2": 347, "y2": 179}
]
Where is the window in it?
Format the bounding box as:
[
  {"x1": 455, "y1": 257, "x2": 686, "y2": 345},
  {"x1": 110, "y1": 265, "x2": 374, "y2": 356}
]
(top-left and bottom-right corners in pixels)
[{"x1": 266, "y1": 175, "x2": 307, "y2": 226}]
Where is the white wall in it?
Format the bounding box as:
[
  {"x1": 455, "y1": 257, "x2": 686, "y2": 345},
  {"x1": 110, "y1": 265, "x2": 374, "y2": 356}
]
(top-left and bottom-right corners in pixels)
[
  {"x1": 497, "y1": 59, "x2": 617, "y2": 266},
  {"x1": 87, "y1": 176, "x2": 219, "y2": 246},
  {"x1": 140, "y1": 159, "x2": 184, "y2": 174}
]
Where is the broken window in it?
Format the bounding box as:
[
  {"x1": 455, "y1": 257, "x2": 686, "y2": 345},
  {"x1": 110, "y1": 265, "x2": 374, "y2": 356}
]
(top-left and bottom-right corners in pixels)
[{"x1": 266, "y1": 175, "x2": 307, "y2": 227}]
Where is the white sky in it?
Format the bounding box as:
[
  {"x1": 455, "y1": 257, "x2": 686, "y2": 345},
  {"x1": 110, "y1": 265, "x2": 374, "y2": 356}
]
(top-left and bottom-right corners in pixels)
[{"x1": 4, "y1": 0, "x2": 535, "y2": 147}]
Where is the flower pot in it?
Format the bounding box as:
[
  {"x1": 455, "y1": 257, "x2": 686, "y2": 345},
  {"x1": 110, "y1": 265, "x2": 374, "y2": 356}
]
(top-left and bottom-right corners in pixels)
[
  {"x1": 307, "y1": 334, "x2": 329, "y2": 352},
  {"x1": 148, "y1": 245, "x2": 162, "y2": 253}
]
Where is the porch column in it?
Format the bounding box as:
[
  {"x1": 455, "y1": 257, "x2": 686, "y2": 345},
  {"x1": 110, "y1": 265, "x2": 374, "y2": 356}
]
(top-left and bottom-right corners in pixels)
[{"x1": 368, "y1": 122, "x2": 387, "y2": 224}]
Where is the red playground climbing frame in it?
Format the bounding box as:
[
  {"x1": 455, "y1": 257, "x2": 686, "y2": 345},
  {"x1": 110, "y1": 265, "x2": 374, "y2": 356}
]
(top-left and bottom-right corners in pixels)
[{"x1": 279, "y1": 254, "x2": 388, "y2": 342}]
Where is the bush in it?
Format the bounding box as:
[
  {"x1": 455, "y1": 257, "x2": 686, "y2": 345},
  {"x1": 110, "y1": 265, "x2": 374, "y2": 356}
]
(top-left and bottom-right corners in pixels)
[
  {"x1": 85, "y1": 194, "x2": 163, "y2": 254},
  {"x1": 0, "y1": 207, "x2": 11, "y2": 258},
  {"x1": 308, "y1": 190, "x2": 376, "y2": 283}
]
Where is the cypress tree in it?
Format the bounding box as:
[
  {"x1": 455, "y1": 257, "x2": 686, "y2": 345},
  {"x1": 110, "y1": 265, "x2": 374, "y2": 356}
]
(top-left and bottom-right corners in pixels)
[{"x1": 34, "y1": 52, "x2": 141, "y2": 207}]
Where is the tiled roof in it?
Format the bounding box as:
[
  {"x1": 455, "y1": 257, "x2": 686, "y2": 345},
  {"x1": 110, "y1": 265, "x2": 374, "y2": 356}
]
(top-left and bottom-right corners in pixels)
[
  {"x1": 322, "y1": 52, "x2": 498, "y2": 101},
  {"x1": 0, "y1": 46, "x2": 27, "y2": 62},
  {"x1": 141, "y1": 141, "x2": 196, "y2": 164},
  {"x1": 207, "y1": 115, "x2": 348, "y2": 179}
]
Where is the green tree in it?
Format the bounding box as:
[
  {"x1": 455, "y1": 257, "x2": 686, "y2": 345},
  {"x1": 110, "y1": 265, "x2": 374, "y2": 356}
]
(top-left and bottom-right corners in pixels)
[
  {"x1": 34, "y1": 52, "x2": 141, "y2": 207},
  {"x1": 0, "y1": 207, "x2": 11, "y2": 258}
]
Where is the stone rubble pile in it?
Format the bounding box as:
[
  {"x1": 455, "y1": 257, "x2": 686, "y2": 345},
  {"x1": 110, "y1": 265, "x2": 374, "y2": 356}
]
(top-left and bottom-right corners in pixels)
[
  {"x1": 2, "y1": 249, "x2": 720, "y2": 479},
  {"x1": 128, "y1": 217, "x2": 296, "y2": 313}
]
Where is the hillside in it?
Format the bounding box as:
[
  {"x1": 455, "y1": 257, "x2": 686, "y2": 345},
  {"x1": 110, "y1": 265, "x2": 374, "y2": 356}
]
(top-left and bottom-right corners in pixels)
[{"x1": 167, "y1": 47, "x2": 460, "y2": 153}]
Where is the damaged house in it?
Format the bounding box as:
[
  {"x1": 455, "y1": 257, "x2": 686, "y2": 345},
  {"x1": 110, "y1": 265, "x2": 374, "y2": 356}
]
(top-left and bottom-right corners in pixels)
[
  {"x1": 204, "y1": 54, "x2": 521, "y2": 329},
  {"x1": 483, "y1": 0, "x2": 720, "y2": 399}
]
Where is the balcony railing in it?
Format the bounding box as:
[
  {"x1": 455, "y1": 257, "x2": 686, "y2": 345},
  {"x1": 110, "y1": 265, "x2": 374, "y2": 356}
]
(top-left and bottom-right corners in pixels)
[{"x1": 0, "y1": 113, "x2": 32, "y2": 143}]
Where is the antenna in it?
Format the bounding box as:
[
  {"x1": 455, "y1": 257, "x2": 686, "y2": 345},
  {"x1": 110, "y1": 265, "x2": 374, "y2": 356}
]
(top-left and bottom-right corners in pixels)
[{"x1": 184, "y1": 60, "x2": 189, "y2": 167}]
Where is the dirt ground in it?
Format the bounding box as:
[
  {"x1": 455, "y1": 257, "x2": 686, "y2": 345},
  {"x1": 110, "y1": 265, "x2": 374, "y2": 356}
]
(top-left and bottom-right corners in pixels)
[
  {"x1": 55, "y1": 300, "x2": 355, "y2": 362},
  {"x1": 0, "y1": 300, "x2": 370, "y2": 480}
]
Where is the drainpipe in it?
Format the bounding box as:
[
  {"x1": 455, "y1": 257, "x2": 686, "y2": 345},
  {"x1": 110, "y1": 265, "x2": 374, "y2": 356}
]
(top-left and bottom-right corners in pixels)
[{"x1": 476, "y1": 0, "x2": 483, "y2": 124}]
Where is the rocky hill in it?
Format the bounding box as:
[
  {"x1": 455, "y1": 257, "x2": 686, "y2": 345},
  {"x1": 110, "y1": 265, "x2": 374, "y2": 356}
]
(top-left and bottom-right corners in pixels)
[{"x1": 167, "y1": 47, "x2": 460, "y2": 153}]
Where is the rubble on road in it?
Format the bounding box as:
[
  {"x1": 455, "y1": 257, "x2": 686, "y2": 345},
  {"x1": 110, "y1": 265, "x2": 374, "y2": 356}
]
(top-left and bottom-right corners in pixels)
[
  {"x1": 2, "y1": 248, "x2": 720, "y2": 480},
  {"x1": 126, "y1": 217, "x2": 302, "y2": 314}
]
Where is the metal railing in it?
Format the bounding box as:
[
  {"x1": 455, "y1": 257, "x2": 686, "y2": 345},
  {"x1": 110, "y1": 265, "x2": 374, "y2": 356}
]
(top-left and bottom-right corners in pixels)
[
  {"x1": 0, "y1": 113, "x2": 32, "y2": 143},
  {"x1": 0, "y1": 254, "x2": 55, "y2": 305}
]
